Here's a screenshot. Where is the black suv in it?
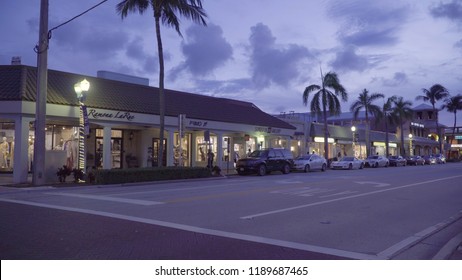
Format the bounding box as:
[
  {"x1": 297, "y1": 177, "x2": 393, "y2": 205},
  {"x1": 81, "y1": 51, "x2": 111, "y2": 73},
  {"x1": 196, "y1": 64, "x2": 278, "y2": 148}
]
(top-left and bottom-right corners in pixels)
[{"x1": 236, "y1": 148, "x2": 294, "y2": 176}]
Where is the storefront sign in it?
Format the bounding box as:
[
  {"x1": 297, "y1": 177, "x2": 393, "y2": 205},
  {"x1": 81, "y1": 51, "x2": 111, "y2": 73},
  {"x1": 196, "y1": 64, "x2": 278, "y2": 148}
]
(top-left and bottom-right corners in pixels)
[
  {"x1": 373, "y1": 142, "x2": 397, "y2": 148},
  {"x1": 88, "y1": 109, "x2": 135, "y2": 121},
  {"x1": 189, "y1": 120, "x2": 208, "y2": 127},
  {"x1": 411, "y1": 122, "x2": 424, "y2": 128},
  {"x1": 314, "y1": 137, "x2": 334, "y2": 143},
  {"x1": 254, "y1": 127, "x2": 281, "y2": 134}
]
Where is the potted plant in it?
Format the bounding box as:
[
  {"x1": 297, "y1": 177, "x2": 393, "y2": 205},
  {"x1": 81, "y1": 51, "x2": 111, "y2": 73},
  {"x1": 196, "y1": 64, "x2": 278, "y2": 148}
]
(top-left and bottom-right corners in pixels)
[
  {"x1": 72, "y1": 168, "x2": 84, "y2": 183},
  {"x1": 56, "y1": 165, "x2": 72, "y2": 182}
]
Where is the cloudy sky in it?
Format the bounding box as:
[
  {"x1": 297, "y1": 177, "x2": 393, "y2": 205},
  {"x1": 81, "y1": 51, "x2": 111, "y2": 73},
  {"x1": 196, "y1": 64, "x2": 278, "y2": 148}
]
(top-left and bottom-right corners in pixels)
[{"x1": 1, "y1": 0, "x2": 462, "y2": 126}]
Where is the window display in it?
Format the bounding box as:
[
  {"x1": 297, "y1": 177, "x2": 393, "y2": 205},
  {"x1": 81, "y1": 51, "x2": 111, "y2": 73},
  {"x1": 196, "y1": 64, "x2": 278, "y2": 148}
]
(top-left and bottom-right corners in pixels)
[{"x1": 196, "y1": 135, "x2": 216, "y2": 165}]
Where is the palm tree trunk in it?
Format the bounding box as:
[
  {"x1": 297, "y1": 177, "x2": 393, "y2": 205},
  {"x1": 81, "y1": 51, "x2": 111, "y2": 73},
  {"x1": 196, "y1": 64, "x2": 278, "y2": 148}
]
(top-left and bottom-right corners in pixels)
[
  {"x1": 365, "y1": 112, "x2": 370, "y2": 157},
  {"x1": 155, "y1": 14, "x2": 165, "y2": 167},
  {"x1": 384, "y1": 119, "x2": 389, "y2": 157},
  {"x1": 400, "y1": 122, "x2": 405, "y2": 156},
  {"x1": 434, "y1": 104, "x2": 442, "y2": 154},
  {"x1": 323, "y1": 104, "x2": 329, "y2": 161}
]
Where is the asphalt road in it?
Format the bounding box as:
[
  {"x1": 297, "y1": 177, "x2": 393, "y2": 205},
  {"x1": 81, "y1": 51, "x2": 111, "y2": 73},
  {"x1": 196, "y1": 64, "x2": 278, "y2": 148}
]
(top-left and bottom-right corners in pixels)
[{"x1": 1, "y1": 162, "x2": 461, "y2": 260}]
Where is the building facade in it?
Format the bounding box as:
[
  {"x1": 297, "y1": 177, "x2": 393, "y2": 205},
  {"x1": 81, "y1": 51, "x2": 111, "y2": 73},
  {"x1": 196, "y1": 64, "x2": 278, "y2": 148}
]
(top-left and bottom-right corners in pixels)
[{"x1": 0, "y1": 65, "x2": 295, "y2": 183}]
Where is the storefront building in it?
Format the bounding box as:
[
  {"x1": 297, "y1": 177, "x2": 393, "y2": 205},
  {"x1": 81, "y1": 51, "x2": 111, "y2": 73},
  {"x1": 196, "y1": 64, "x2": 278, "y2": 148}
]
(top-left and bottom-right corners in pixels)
[{"x1": 0, "y1": 65, "x2": 295, "y2": 183}]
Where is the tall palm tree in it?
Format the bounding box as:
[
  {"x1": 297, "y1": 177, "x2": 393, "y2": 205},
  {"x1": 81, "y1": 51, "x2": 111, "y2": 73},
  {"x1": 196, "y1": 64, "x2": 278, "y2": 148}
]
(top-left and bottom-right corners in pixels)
[
  {"x1": 391, "y1": 97, "x2": 413, "y2": 156},
  {"x1": 350, "y1": 89, "x2": 384, "y2": 157},
  {"x1": 377, "y1": 95, "x2": 397, "y2": 157},
  {"x1": 117, "y1": 0, "x2": 207, "y2": 167},
  {"x1": 416, "y1": 84, "x2": 449, "y2": 153},
  {"x1": 303, "y1": 71, "x2": 348, "y2": 160},
  {"x1": 441, "y1": 94, "x2": 462, "y2": 147}
]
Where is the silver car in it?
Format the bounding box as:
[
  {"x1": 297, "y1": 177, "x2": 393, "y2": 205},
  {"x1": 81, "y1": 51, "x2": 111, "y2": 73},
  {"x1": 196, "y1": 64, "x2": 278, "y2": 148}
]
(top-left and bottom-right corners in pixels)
[
  {"x1": 365, "y1": 155, "x2": 389, "y2": 168},
  {"x1": 292, "y1": 154, "x2": 327, "y2": 173}
]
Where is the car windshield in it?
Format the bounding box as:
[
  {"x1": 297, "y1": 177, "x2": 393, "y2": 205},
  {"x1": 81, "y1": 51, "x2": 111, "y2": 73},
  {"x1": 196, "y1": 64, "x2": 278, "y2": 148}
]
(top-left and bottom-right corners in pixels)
[
  {"x1": 389, "y1": 156, "x2": 398, "y2": 159},
  {"x1": 367, "y1": 156, "x2": 378, "y2": 159},
  {"x1": 296, "y1": 155, "x2": 312, "y2": 160},
  {"x1": 342, "y1": 157, "x2": 354, "y2": 161},
  {"x1": 248, "y1": 150, "x2": 268, "y2": 157}
]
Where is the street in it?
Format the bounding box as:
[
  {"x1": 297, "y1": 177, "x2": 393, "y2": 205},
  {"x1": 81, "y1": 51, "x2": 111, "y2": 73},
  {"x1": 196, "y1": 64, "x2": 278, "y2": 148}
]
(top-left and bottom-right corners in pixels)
[{"x1": 1, "y1": 163, "x2": 461, "y2": 259}]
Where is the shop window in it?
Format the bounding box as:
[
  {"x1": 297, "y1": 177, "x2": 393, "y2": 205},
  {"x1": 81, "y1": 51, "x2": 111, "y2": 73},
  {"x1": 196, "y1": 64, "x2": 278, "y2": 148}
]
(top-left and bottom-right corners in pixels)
[
  {"x1": 196, "y1": 135, "x2": 216, "y2": 163},
  {"x1": 95, "y1": 129, "x2": 123, "y2": 169},
  {"x1": 174, "y1": 132, "x2": 190, "y2": 166}
]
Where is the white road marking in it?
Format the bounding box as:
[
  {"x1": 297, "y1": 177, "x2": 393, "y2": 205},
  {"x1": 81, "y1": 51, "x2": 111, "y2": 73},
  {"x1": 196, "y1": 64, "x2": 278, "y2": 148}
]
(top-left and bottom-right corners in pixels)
[
  {"x1": 320, "y1": 190, "x2": 359, "y2": 198},
  {"x1": 0, "y1": 198, "x2": 379, "y2": 260},
  {"x1": 44, "y1": 192, "x2": 164, "y2": 206},
  {"x1": 354, "y1": 181, "x2": 391, "y2": 188},
  {"x1": 241, "y1": 175, "x2": 462, "y2": 219}
]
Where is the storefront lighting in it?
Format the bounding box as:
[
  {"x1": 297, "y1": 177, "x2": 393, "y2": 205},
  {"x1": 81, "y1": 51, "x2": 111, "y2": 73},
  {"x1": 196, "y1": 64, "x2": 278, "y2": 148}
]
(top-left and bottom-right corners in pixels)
[{"x1": 314, "y1": 137, "x2": 334, "y2": 143}]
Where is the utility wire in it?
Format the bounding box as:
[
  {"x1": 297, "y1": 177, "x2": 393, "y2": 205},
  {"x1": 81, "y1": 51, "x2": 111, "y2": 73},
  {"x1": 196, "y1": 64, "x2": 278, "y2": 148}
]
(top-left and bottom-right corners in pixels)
[{"x1": 34, "y1": 0, "x2": 110, "y2": 53}]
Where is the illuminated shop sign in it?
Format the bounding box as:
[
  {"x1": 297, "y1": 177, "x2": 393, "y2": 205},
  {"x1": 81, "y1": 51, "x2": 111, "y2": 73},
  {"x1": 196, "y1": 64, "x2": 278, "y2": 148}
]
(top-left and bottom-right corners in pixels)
[
  {"x1": 373, "y1": 142, "x2": 397, "y2": 148},
  {"x1": 255, "y1": 127, "x2": 281, "y2": 133},
  {"x1": 314, "y1": 137, "x2": 334, "y2": 143},
  {"x1": 88, "y1": 109, "x2": 135, "y2": 121},
  {"x1": 411, "y1": 122, "x2": 424, "y2": 128}
]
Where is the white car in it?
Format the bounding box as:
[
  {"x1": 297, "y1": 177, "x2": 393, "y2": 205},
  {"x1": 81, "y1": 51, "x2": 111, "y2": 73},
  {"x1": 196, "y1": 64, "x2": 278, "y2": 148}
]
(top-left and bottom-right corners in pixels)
[
  {"x1": 331, "y1": 156, "x2": 364, "y2": 170},
  {"x1": 365, "y1": 155, "x2": 389, "y2": 168},
  {"x1": 292, "y1": 154, "x2": 327, "y2": 173}
]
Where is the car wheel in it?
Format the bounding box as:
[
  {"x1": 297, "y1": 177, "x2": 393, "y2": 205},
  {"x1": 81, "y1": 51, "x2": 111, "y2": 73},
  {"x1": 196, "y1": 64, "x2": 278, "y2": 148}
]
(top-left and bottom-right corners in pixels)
[
  {"x1": 360, "y1": 163, "x2": 364, "y2": 169},
  {"x1": 257, "y1": 164, "x2": 266, "y2": 176},
  {"x1": 375, "y1": 162, "x2": 379, "y2": 168},
  {"x1": 237, "y1": 171, "x2": 246, "y2": 176},
  {"x1": 348, "y1": 163, "x2": 353, "y2": 170},
  {"x1": 385, "y1": 162, "x2": 389, "y2": 167},
  {"x1": 304, "y1": 164, "x2": 310, "y2": 173},
  {"x1": 282, "y1": 164, "x2": 290, "y2": 174},
  {"x1": 321, "y1": 163, "x2": 326, "y2": 172}
]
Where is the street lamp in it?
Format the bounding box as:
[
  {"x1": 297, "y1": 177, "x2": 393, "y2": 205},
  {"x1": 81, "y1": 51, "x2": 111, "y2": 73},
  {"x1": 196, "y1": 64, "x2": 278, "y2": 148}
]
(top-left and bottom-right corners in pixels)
[
  {"x1": 74, "y1": 79, "x2": 90, "y2": 175},
  {"x1": 351, "y1": 126, "x2": 356, "y2": 156},
  {"x1": 409, "y1": 133, "x2": 413, "y2": 156}
]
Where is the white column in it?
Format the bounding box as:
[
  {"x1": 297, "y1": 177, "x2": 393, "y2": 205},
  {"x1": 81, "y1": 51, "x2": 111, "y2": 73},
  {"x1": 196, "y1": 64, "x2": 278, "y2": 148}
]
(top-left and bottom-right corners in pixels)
[
  {"x1": 103, "y1": 126, "x2": 112, "y2": 169},
  {"x1": 13, "y1": 116, "x2": 33, "y2": 183},
  {"x1": 216, "y1": 132, "x2": 223, "y2": 170},
  {"x1": 167, "y1": 130, "x2": 174, "y2": 166}
]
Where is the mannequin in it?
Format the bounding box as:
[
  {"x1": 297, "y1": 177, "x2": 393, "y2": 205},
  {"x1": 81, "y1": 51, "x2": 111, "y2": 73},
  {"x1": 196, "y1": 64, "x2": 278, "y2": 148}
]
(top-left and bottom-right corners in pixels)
[{"x1": 0, "y1": 137, "x2": 9, "y2": 168}]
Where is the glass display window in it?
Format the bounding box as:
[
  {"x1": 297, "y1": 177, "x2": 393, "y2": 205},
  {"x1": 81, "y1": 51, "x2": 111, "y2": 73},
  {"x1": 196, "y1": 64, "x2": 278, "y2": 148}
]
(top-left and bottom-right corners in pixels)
[
  {"x1": 174, "y1": 132, "x2": 190, "y2": 167},
  {"x1": 196, "y1": 135, "x2": 216, "y2": 163}
]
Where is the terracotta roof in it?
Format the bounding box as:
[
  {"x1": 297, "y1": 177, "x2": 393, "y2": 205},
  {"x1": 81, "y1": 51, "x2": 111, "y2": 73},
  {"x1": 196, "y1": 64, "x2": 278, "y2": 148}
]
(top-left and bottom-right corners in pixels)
[{"x1": 0, "y1": 65, "x2": 295, "y2": 130}]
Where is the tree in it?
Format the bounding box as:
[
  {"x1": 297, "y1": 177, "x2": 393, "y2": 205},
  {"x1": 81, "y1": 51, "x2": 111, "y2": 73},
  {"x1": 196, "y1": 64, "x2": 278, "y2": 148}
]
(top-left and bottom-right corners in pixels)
[
  {"x1": 303, "y1": 71, "x2": 348, "y2": 160},
  {"x1": 391, "y1": 97, "x2": 413, "y2": 156},
  {"x1": 117, "y1": 0, "x2": 207, "y2": 167},
  {"x1": 350, "y1": 89, "x2": 384, "y2": 157},
  {"x1": 416, "y1": 84, "x2": 449, "y2": 153},
  {"x1": 376, "y1": 95, "x2": 397, "y2": 157},
  {"x1": 441, "y1": 94, "x2": 462, "y2": 147}
]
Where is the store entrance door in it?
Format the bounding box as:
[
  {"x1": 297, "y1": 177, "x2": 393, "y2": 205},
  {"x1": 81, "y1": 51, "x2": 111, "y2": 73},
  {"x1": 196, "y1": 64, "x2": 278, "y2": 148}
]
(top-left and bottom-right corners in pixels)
[
  {"x1": 152, "y1": 138, "x2": 167, "y2": 167},
  {"x1": 95, "y1": 129, "x2": 123, "y2": 169}
]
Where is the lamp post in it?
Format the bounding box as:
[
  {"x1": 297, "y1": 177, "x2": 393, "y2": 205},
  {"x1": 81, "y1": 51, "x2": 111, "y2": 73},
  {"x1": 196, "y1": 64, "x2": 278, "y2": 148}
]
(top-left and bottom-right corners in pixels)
[
  {"x1": 409, "y1": 133, "x2": 413, "y2": 156},
  {"x1": 351, "y1": 126, "x2": 356, "y2": 157},
  {"x1": 74, "y1": 79, "x2": 90, "y2": 175}
]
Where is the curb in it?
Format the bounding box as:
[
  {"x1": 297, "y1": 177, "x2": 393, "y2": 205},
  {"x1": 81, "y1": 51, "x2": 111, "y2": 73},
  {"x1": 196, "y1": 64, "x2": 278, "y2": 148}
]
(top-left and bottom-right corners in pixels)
[{"x1": 432, "y1": 232, "x2": 462, "y2": 260}]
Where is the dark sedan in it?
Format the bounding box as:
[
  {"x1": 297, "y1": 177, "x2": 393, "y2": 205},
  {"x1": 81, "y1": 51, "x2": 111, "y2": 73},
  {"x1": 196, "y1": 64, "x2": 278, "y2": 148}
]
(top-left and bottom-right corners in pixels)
[
  {"x1": 406, "y1": 156, "x2": 425, "y2": 166},
  {"x1": 388, "y1": 156, "x2": 406, "y2": 167}
]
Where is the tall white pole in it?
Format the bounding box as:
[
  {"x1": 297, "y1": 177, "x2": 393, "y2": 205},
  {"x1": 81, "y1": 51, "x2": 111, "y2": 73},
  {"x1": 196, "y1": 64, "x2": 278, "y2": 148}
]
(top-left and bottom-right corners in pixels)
[{"x1": 33, "y1": 0, "x2": 48, "y2": 185}]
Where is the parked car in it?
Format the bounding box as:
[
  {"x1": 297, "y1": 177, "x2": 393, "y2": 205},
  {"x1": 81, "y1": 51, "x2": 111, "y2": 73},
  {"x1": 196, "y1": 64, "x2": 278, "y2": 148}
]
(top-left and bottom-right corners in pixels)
[
  {"x1": 292, "y1": 154, "x2": 327, "y2": 173},
  {"x1": 434, "y1": 154, "x2": 446, "y2": 164},
  {"x1": 236, "y1": 148, "x2": 294, "y2": 176},
  {"x1": 423, "y1": 155, "x2": 437, "y2": 165},
  {"x1": 388, "y1": 156, "x2": 406, "y2": 167},
  {"x1": 331, "y1": 156, "x2": 364, "y2": 170},
  {"x1": 406, "y1": 156, "x2": 425, "y2": 166},
  {"x1": 365, "y1": 155, "x2": 389, "y2": 168}
]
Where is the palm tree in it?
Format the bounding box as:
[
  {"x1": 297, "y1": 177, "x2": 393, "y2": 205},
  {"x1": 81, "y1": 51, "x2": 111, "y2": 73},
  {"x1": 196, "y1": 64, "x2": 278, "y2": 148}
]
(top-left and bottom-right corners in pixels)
[
  {"x1": 350, "y1": 89, "x2": 384, "y2": 157},
  {"x1": 117, "y1": 0, "x2": 207, "y2": 167},
  {"x1": 391, "y1": 97, "x2": 413, "y2": 156},
  {"x1": 378, "y1": 95, "x2": 397, "y2": 157},
  {"x1": 303, "y1": 71, "x2": 348, "y2": 160},
  {"x1": 416, "y1": 84, "x2": 449, "y2": 153},
  {"x1": 441, "y1": 94, "x2": 462, "y2": 149}
]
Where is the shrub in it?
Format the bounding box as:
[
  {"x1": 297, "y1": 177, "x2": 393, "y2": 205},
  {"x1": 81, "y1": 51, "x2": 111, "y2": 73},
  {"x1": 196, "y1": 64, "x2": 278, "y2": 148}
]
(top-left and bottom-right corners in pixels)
[{"x1": 93, "y1": 166, "x2": 212, "y2": 185}]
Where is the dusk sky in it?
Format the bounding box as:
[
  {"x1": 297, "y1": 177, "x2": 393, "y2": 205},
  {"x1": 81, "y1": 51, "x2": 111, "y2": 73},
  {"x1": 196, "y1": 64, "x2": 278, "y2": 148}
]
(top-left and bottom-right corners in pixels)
[{"x1": 1, "y1": 0, "x2": 462, "y2": 126}]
